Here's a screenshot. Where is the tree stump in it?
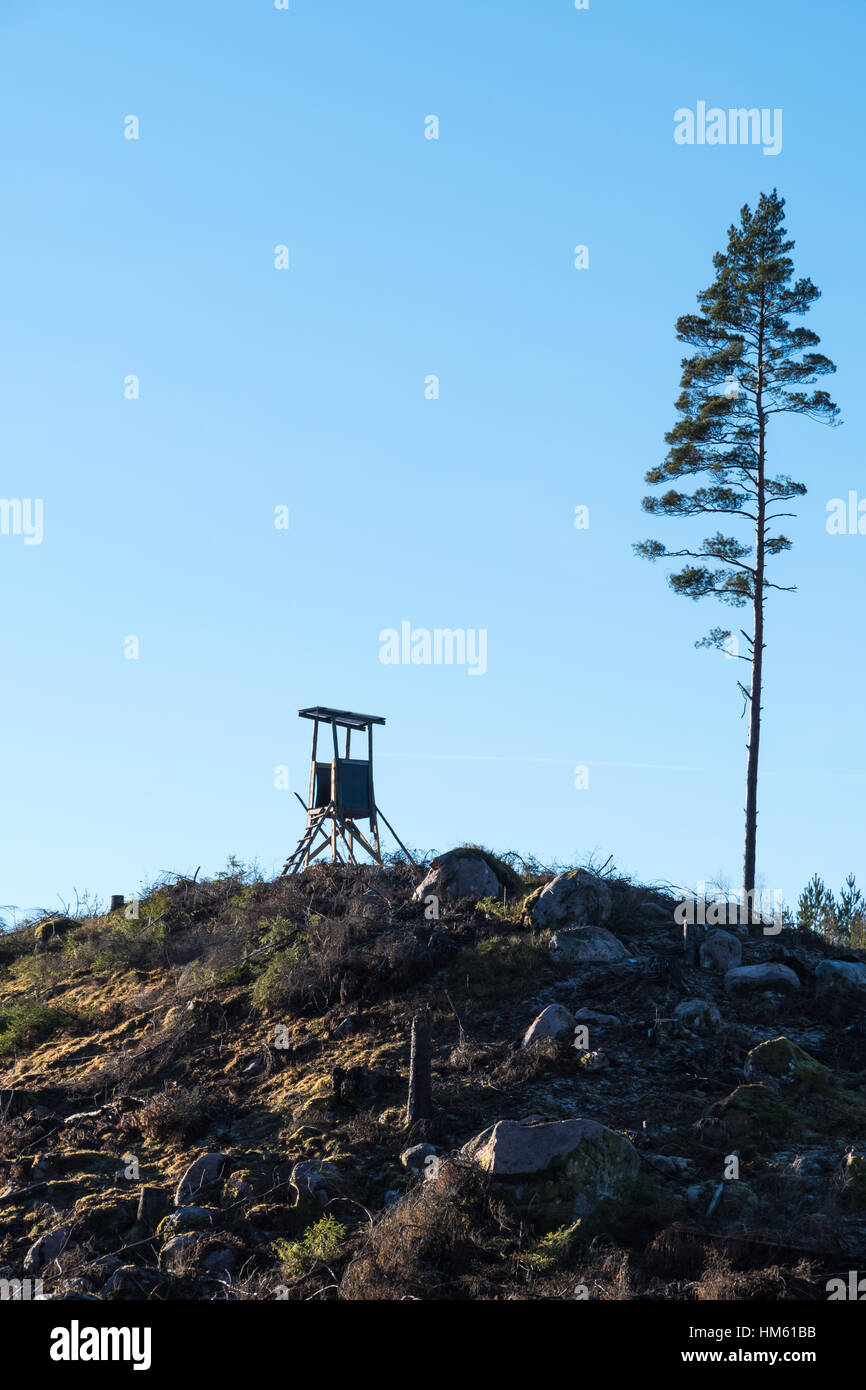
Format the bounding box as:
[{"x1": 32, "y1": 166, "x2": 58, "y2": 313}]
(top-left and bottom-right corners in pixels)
[{"x1": 406, "y1": 1007, "x2": 434, "y2": 1125}]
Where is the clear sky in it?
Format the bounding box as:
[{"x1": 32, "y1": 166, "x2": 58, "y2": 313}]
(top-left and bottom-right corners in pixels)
[{"x1": 2, "y1": 0, "x2": 864, "y2": 922}]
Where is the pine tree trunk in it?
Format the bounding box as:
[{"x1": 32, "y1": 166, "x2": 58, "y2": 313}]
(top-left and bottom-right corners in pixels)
[
  {"x1": 743, "y1": 320, "x2": 766, "y2": 918},
  {"x1": 743, "y1": 586, "x2": 763, "y2": 914},
  {"x1": 406, "y1": 1007, "x2": 434, "y2": 1125}
]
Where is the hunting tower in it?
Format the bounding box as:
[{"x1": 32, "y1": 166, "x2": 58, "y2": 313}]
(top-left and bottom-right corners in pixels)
[{"x1": 280, "y1": 706, "x2": 414, "y2": 874}]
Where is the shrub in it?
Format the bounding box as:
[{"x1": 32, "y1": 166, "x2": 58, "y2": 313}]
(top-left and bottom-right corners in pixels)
[
  {"x1": 449, "y1": 934, "x2": 553, "y2": 1001},
  {"x1": 0, "y1": 1001, "x2": 72, "y2": 1056},
  {"x1": 133, "y1": 1085, "x2": 207, "y2": 1142},
  {"x1": 274, "y1": 1213, "x2": 346, "y2": 1280}
]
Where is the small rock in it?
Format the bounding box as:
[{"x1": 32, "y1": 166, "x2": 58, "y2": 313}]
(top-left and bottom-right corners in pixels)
[
  {"x1": 201, "y1": 1243, "x2": 239, "y2": 1276},
  {"x1": 522, "y1": 1003, "x2": 574, "y2": 1047},
  {"x1": 639, "y1": 901, "x2": 671, "y2": 920},
  {"x1": 158, "y1": 1206, "x2": 215, "y2": 1238},
  {"x1": 290, "y1": 1159, "x2": 340, "y2": 1211},
  {"x1": 23, "y1": 1227, "x2": 70, "y2": 1275},
  {"x1": 101, "y1": 1264, "x2": 161, "y2": 1300},
  {"x1": 400, "y1": 1143, "x2": 437, "y2": 1175},
  {"x1": 174, "y1": 1153, "x2": 228, "y2": 1207},
  {"x1": 159, "y1": 1233, "x2": 199, "y2": 1273},
  {"x1": 572, "y1": 1007, "x2": 622, "y2": 1028},
  {"x1": 674, "y1": 998, "x2": 721, "y2": 1031},
  {"x1": 135, "y1": 1185, "x2": 170, "y2": 1232},
  {"x1": 577, "y1": 1049, "x2": 609, "y2": 1070},
  {"x1": 647, "y1": 1154, "x2": 692, "y2": 1177},
  {"x1": 699, "y1": 930, "x2": 742, "y2": 972},
  {"x1": 57, "y1": 1277, "x2": 96, "y2": 1297}
]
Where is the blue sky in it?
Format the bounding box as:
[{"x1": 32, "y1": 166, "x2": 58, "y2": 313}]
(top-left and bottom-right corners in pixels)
[{"x1": 2, "y1": 0, "x2": 864, "y2": 920}]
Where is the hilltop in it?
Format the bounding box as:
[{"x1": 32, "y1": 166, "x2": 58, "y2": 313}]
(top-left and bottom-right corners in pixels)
[{"x1": 1, "y1": 849, "x2": 865, "y2": 1301}]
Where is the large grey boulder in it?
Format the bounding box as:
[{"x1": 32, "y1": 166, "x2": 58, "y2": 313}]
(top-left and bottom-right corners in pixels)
[
  {"x1": 699, "y1": 929, "x2": 742, "y2": 972},
  {"x1": 724, "y1": 963, "x2": 800, "y2": 995},
  {"x1": 461, "y1": 1118, "x2": 640, "y2": 1222},
  {"x1": 528, "y1": 871, "x2": 613, "y2": 930},
  {"x1": 522, "y1": 1003, "x2": 574, "y2": 1047},
  {"x1": 174, "y1": 1153, "x2": 227, "y2": 1207},
  {"x1": 743, "y1": 1036, "x2": 831, "y2": 1091},
  {"x1": 412, "y1": 849, "x2": 503, "y2": 905},
  {"x1": 549, "y1": 926, "x2": 629, "y2": 966},
  {"x1": 815, "y1": 960, "x2": 866, "y2": 995}
]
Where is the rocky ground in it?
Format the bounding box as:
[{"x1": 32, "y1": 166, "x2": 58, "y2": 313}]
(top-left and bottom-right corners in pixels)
[{"x1": 1, "y1": 849, "x2": 865, "y2": 1301}]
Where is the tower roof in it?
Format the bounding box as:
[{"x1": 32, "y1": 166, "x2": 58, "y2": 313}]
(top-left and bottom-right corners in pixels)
[{"x1": 298, "y1": 706, "x2": 386, "y2": 731}]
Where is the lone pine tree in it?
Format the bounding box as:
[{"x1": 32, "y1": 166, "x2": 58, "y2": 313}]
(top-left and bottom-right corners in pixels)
[{"x1": 636, "y1": 191, "x2": 839, "y2": 913}]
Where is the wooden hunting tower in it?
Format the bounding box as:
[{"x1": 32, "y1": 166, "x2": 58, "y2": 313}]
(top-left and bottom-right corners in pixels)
[{"x1": 280, "y1": 706, "x2": 414, "y2": 874}]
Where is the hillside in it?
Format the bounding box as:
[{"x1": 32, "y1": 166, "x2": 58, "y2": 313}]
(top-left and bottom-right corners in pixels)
[{"x1": 1, "y1": 850, "x2": 865, "y2": 1302}]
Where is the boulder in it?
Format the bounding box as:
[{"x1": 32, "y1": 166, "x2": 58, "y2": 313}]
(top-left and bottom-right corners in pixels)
[
  {"x1": 70, "y1": 1193, "x2": 134, "y2": 1242},
  {"x1": 724, "y1": 963, "x2": 800, "y2": 995},
  {"x1": 159, "y1": 1233, "x2": 199, "y2": 1273},
  {"x1": 101, "y1": 1265, "x2": 163, "y2": 1300},
  {"x1": 522, "y1": 1003, "x2": 574, "y2": 1047},
  {"x1": 157, "y1": 1206, "x2": 215, "y2": 1239},
  {"x1": 572, "y1": 1007, "x2": 622, "y2": 1028},
  {"x1": 526, "y1": 871, "x2": 613, "y2": 931},
  {"x1": 674, "y1": 998, "x2": 721, "y2": 1031},
  {"x1": 159, "y1": 1233, "x2": 242, "y2": 1277},
  {"x1": 701, "y1": 1084, "x2": 801, "y2": 1146},
  {"x1": 56, "y1": 1277, "x2": 97, "y2": 1298},
  {"x1": 461, "y1": 1117, "x2": 640, "y2": 1222},
  {"x1": 33, "y1": 916, "x2": 75, "y2": 949},
  {"x1": 549, "y1": 926, "x2": 629, "y2": 967},
  {"x1": 815, "y1": 960, "x2": 866, "y2": 995},
  {"x1": 412, "y1": 849, "x2": 506, "y2": 905},
  {"x1": 743, "y1": 1036, "x2": 832, "y2": 1092},
  {"x1": 639, "y1": 901, "x2": 671, "y2": 920},
  {"x1": 174, "y1": 1153, "x2": 227, "y2": 1207},
  {"x1": 289, "y1": 1159, "x2": 343, "y2": 1215},
  {"x1": 135, "y1": 1185, "x2": 170, "y2": 1233},
  {"x1": 400, "y1": 1143, "x2": 437, "y2": 1175},
  {"x1": 699, "y1": 929, "x2": 742, "y2": 972},
  {"x1": 23, "y1": 1227, "x2": 71, "y2": 1275},
  {"x1": 647, "y1": 1154, "x2": 692, "y2": 1178},
  {"x1": 576, "y1": 1049, "x2": 609, "y2": 1071}
]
